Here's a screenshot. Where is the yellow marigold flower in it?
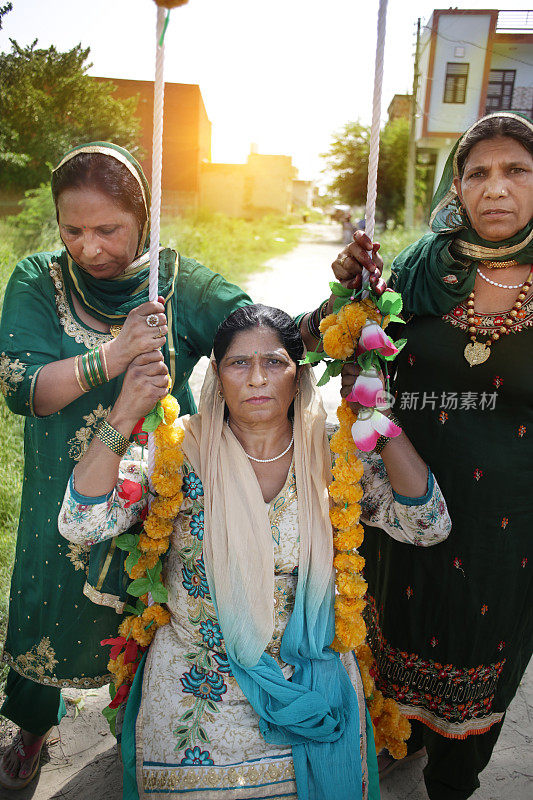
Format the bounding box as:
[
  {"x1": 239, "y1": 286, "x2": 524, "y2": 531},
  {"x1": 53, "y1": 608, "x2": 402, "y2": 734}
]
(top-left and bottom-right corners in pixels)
[
  {"x1": 333, "y1": 523, "x2": 364, "y2": 551},
  {"x1": 318, "y1": 313, "x2": 338, "y2": 334},
  {"x1": 128, "y1": 552, "x2": 159, "y2": 579},
  {"x1": 334, "y1": 596, "x2": 366, "y2": 620},
  {"x1": 355, "y1": 643, "x2": 373, "y2": 667},
  {"x1": 373, "y1": 730, "x2": 386, "y2": 754},
  {"x1": 142, "y1": 604, "x2": 170, "y2": 627},
  {"x1": 330, "y1": 634, "x2": 351, "y2": 654},
  {"x1": 328, "y1": 480, "x2": 363, "y2": 505},
  {"x1": 387, "y1": 741, "x2": 408, "y2": 760},
  {"x1": 138, "y1": 533, "x2": 170, "y2": 556},
  {"x1": 152, "y1": 470, "x2": 181, "y2": 497},
  {"x1": 118, "y1": 616, "x2": 135, "y2": 639},
  {"x1": 335, "y1": 615, "x2": 366, "y2": 649},
  {"x1": 155, "y1": 425, "x2": 184, "y2": 451},
  {"x1": 338, "y1": 303, "x2": 367, "y2": 338},
  {"x1": 333, "y1": 551, "x2": 365, "y2": 574},
  {"x1": 331, "y1": 457, "x2": 364, "y2": 485},
  {"x1": 336, "y1": 570, "x2": 367, "y2": 599},
  {"x1": 369, "y1": 689, "x2": 384, "y2": 718},
  {"x1": 322, "y1": 326, "x2": 354, "y2": 360},
  {"x1": 154, "y1": 448, "x2": 184, "y2": 472},
  {"x1": 330, "y1": 429, "x2": 356, "y2": 456},
  {"x1": 143, "y1": 514, "x2": 173, "y2": 540},
  {"x1": 161, "y1": 395, "x2": 180, "y2": 424},
  {"x1": 361, "y1": 298, "x2": 381, "y2": 323},
  {"x1": 329, "y1": 503, "x2": 361, "y2": 530},
  {"x1": 151, "y1": 492, "x2": 183, "y2": 519},
  {"x1": 358, "y1": 662, "x2": 375, "y2": 698},
  {"x1": 336, "y1": 400, "x2": 358, "y2": 428}
]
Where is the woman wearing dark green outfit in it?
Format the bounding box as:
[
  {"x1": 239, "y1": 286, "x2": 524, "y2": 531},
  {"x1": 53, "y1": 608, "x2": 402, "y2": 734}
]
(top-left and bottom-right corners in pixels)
[
  {"x1": 338, "y1": 112, "x2": 533, "y2": 799},
  {"x1": 0, "y1": 142, "x2": 328, "y2": 789}
]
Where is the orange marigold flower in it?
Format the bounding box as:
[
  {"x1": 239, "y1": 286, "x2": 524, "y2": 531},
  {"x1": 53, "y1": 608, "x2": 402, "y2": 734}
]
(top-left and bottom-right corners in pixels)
[
  {"x1": 329, "y1": 503, "x2": 361, "y2": 530},
  {"x1": 387, "y1": 741, "x2": 408, "y2": 760},
  {"x1": 336, "y1": 570, "x2": 367, "y2": 598},
  {"x1": 318, "y1": 313, "x2": 338, "y2": 334},
  {"x1": 322, "y1": 326, "x2": 354, "y2": 360},
  {"x1": 154, "y1": 447, "x2": 184, "y2": 471},
  {"x1": 328, "y1": 480, "x2": 363, "y2": 505},
  {"x1": 358, "y1": 662, "x2": 375, "y2": 698},
  {"x1": 128, "y1": 552, "x2": 159, "y2": 579},
  {"x1": 330, "y1": 429, "x2": 357, "y2": 456},
  {"x1": 338, "y1": 303, "x2": 367, "y2": 338},
  {"x1": 143, "y1": 515, "x2": 173, "y2": 539},
  {"x1": 336, "y1": 400, "x2": 358, "y2": 428},
  {"x1": 150, "y1": 493, "x2": 183, "y2": 519},
  {"x1": 138, "y1": 533, "x2": 170, "y2": 556},
  {"x1": 131, "y1": 615, "x2": 156, "y2": 647},
  {"x1": 331, "y1": 457, "x2": 364, "y2": 485},
  {"x1": 118, "y1": 616, "x2": 135, "y2": 639},
  {"x1": 142, "y1": 604, "x2": 170, "y2": 627},
  {"x1": 333, "y1": 523, "x2": 364, "y2": 551},
  {"x1": 155, "y1": 424, "x2": 185, "y2": 450},
  {"x1": 333, "y1": 551, "x2": 365, "y2": 574}
]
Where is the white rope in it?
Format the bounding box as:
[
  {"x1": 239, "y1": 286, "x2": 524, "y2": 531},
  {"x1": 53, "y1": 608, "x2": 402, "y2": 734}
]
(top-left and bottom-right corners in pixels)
[
  {"x1": 363, "y1": 0, "x2": 388, "y2": 291},
  {"x1": 147, "y1": 6, "x2": 167, "y2": 484}
]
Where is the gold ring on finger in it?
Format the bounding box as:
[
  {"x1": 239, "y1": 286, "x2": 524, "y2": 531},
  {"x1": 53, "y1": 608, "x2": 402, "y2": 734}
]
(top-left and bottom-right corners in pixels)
[
  {"x1": 158, "y1": 326, "x2": 164, "y2": 337},
  {"x1": 146, "y1": 314, "x2": 159, "y2": 328},
  {"x1": 339, "y1": 253, "x2": 349, "y2": 267}
]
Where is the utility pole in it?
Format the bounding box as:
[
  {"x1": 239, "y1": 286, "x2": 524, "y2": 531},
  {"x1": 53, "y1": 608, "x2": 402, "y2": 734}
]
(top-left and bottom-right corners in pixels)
[{"x1": 404, "y1": 17, "x2": 420, "y2": 229}]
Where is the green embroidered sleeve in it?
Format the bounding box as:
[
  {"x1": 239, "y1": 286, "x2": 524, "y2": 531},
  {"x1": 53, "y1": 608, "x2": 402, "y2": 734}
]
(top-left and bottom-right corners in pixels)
[{"x1": 0, "y1": 253, "x2": 62, "y2": 416}]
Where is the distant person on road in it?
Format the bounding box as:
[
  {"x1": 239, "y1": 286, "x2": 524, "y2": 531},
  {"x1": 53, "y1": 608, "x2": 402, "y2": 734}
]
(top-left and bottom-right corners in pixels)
[
  {"x1": 331, "y1": 111, "x2": 533, "y2": 800},
  {"x1": 341, "y1": 212, "x2": 355, "y2": 245}
]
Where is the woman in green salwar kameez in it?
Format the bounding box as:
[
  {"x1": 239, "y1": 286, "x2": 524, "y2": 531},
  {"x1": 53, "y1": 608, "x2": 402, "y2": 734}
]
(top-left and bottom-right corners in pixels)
[
  {"x1": 0, "y1": 142, "x2": 328, "y2": 789},
  {"x1": 335, "y1": 112, "x2": 533, "y2": 799}
]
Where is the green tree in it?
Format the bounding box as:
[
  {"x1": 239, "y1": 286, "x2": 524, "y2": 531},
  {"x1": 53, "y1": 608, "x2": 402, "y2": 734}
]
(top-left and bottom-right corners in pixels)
[
  {"x1": 0, "y1": 40, "x2": 142, "y2": 190},
  {"x1": 322, "y1": 117, "x2": 426, "y2": 225}
]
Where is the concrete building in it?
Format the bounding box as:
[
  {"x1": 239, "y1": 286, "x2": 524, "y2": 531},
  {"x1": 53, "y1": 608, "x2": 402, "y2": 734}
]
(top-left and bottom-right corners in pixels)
[
  {"x1": 292, "y1": 179, "x2": 315, "y2": 210},
  {"x1": 200, "y1": 148, "x2": 298, "y2": 218},
  {"x1": 94, "y1": 78, "x2": 211, "y2": 211},
  {"x1": 415, "y1": 8, "x2": 533, "y2": 194},
  {"x1": 387, "y1": 94, "x2": 411, "y2": 122}
]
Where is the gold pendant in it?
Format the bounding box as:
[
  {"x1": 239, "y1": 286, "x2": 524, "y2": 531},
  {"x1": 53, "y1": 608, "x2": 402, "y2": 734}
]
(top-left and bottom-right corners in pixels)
[
  {"x1": 464, "y1": 341, "x2": 490, "y2": 367},
  {"x1": 109, "y1": 325, "x2": 122, "y2": 339}
]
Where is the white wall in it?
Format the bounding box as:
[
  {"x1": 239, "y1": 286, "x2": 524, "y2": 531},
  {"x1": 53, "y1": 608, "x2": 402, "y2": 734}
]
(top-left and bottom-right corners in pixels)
[
  {"x1": 427, "y1": 13, "x2": 492, "y2": 133},
  {"x1": 490, "y1": 42, "x2": 533, "y2": 114}
]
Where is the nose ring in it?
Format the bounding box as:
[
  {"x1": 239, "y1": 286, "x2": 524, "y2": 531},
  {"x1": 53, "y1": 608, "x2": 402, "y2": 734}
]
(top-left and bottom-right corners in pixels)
[{"x1": 96, "y1": 248, "x2": 102, "y2": 255}]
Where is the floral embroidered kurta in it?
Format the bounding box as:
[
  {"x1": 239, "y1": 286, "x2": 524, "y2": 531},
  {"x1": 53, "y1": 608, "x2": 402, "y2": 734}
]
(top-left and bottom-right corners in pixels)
[
  {"x1": 0, "y1": 250, "x2": 250, "y2": 688},
  {"x1": 361, "y1": 309, "x2": 533, "y2": 739},
  {"x1": 58, "y1": 435, "x2": 450, "y2": 798}
]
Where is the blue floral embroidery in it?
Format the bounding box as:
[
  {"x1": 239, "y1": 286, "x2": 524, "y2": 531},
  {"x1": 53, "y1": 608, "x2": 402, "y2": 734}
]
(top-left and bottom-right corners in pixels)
[
  {"x1": 199, "y1": 619, "x2": 222, "y2": 648},
  {"x1": 180, "y1": 746, "x2": 214, "y2": 766},
  {"x1": 213, "y1": 652, "x2": 233, "y2": 675},
  {"x1": 183, "y1": 472, "x2": 204, "y2": 499},
  {"x1": 182, "y1": 558, "x2": 210, "y2": 599},
  {"x1": 190, "y1": 510, "x2": 204, "y2": 540},
  {"x1": 180, "y1": 665, "x2": 227, "y2": 701}
]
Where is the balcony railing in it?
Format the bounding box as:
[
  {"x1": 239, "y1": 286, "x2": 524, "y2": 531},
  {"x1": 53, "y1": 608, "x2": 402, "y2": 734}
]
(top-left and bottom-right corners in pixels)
[{"x1": 496, "y1": 10, "x2": 533, "y2": 32}]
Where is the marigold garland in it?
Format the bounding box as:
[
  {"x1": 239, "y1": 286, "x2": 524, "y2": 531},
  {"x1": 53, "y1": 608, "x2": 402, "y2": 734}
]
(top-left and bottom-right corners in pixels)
[
  {"x1": 323, "y1": 297, "x2": 411, "y2": 759},
  {"x1": 102, "y1": 393, "x2": 184, "y2": 723}
]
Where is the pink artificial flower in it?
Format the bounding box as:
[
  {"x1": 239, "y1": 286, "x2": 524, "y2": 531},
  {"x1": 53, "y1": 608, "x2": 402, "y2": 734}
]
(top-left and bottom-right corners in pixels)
[
  {"x1": 359, "y1": 320, "x2": 398, "y2": 357},
  {"x1": 346, "y1": 367, "x2": 383, "y2": 407},
  {"x1": 351, "y1": 408, "x2": 402, "y2": 452}
]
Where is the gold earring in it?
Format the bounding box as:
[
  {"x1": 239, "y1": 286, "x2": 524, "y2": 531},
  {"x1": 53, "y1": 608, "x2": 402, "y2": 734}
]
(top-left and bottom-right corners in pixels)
[
  {"x1": 295, "y1": 387, "x2": 300, "y2": 397},
  {"x1": 217, "y1": 390, "x2": 224, "y2": 400}
]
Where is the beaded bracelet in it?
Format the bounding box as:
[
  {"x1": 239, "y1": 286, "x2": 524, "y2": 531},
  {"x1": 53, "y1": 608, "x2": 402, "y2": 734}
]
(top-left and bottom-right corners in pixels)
[
  {"x1": 95, "y1": 420, "x2": 130, "y2": 458},
  {"x1": 374, "y1": 413, "x2": 402, "y2": 456}
]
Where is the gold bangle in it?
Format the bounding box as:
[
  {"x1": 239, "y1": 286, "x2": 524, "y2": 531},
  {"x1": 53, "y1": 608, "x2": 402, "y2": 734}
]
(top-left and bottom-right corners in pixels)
[
  {"x1": 74, "y1": 355, "x2": 88, "y2": 393},
  {"x1": 94, "y1": 420, "x2": 130, "y2": 458},
  {"x1": 100, "y1": 344, "x2": 110, "y2": 382}
]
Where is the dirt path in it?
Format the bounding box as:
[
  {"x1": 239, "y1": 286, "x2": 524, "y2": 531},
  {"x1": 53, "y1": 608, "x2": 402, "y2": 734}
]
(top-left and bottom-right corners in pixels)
[{"x1": 3, "y1": 224, "x2": 531, "y2": 799}]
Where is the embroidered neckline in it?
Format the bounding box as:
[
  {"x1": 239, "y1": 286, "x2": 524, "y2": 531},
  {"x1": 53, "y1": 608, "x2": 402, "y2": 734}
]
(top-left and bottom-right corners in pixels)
[
  {"x1": 267, "y1": 461, "x2": 297, "y2": 545},
  {"x1": 443, "y1": 296, "x2": 533, "y2": 335},
  {"x1": 49, "y1": 262, "x2": 112, "y2": 349}
]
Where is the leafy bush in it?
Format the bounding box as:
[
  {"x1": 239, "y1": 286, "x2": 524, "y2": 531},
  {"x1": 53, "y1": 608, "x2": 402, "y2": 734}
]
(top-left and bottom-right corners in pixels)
[{"x1": 8, "y1": 184, "x2": 60, "y2": 255}]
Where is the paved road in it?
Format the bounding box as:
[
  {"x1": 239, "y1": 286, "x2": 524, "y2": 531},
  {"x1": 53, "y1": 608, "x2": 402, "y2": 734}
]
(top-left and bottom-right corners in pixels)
[{"x1": 7, "y1": 224, "x2": 530, "y2": 799}]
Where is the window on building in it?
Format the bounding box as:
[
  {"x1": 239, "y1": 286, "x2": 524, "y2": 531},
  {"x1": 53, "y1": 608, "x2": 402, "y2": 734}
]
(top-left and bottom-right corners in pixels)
[
  {"x1": 443, "y1": 63, "x2": 469, "y2": 104},
  {"x1": 485, "y1": 69, "x2": 516, "y2": 113}
]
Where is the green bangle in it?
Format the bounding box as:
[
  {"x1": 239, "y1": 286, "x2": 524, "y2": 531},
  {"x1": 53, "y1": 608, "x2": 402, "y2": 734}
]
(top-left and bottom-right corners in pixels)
[
  {"x1": 92, "y1": 346, "x2": 106, "y2": 385},
  {"x1": 81, "y1": 352, "x2": 95, "y2": 389},
  {"x1": 94, "y1": 420, "x2": 130, "y2": 458}
]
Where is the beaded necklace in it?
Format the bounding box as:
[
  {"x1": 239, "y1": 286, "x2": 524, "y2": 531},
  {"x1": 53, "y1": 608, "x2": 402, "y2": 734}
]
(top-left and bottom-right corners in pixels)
[{"x1": 464, "y1": 266, "x2": 533, "y2": 366}]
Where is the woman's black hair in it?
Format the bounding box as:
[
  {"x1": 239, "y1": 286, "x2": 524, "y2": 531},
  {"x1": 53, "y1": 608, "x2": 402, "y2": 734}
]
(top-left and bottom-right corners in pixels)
[
  {"x1": 456, "y1": 115, "x2": 533, "y2": 177},
  {"x1": 213, "y1": 304, "x2": 304, "y2": 367},
  {"x1": 51, "y1": 152, "x2": 147, "y2": 231}
]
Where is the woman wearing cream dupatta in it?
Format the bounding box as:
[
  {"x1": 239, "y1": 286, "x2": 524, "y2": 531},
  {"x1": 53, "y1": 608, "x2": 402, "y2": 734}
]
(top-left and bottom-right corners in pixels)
[{"x1": 59, "y1": 305, "x2": 451, "y2": 799}]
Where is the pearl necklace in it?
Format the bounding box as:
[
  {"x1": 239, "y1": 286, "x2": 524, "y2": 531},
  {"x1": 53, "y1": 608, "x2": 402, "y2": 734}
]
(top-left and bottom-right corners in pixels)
[
  {"x1": 464, "y1": 266, "x2": 533, "y2": 366},
  {"x1": 244, "y1": 430, "x2": 294, "y2": 463},
  {"x1": 477, "y1": 269, "x2": 525, "y2": 289}
]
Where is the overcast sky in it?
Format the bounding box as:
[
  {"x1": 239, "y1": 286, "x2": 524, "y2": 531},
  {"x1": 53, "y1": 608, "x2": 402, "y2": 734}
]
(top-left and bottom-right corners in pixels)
[{"x1": 1, "y1": 1, "x2": 531, "y2": 180}]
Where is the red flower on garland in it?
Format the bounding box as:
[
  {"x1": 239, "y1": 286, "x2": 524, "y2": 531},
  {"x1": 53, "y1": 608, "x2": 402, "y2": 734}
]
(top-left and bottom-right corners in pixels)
[
  {"x1": 132, "y1": 418, "x2": 149, "y2": 446},
  {"x1": 109, "y1": 683, "x2": 130, "y2": 709},
  {"x1": 118, "y1": 479, "x2": 144, "y2": 508}
]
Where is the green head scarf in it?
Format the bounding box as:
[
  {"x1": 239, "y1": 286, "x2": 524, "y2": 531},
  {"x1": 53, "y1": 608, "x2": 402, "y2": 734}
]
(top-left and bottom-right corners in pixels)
[
  {"x1": 391, "y1": 112, "x2": 533, "y2": 316},
  {"x1": 52, "y1": 141, "x2": 177, "y2": 323}
]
